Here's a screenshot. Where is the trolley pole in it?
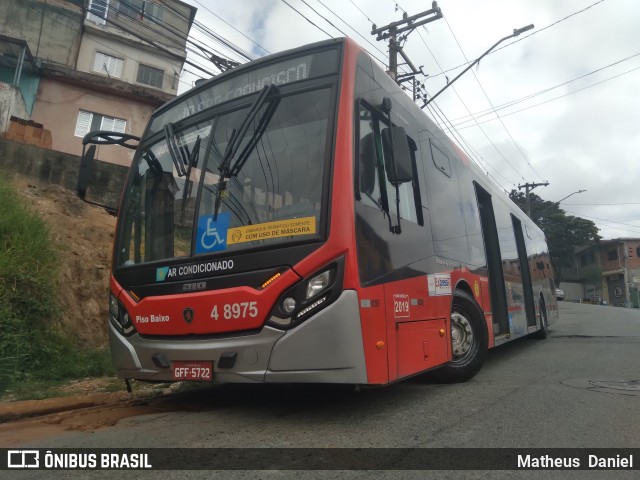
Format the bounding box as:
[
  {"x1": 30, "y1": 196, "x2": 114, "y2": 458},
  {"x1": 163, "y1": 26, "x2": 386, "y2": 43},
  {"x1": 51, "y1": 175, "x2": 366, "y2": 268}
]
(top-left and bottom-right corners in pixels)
[
  {"x1": 518, "y1": 182, "x2": 549, "y2": 217},
  {"x1": 371, "y1": 2, "x2": 443, "y2": 84}
]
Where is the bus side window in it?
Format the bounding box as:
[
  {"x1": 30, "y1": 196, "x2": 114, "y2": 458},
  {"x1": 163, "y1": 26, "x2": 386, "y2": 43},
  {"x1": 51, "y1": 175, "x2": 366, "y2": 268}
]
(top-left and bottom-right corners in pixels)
[
  {"x1": 357, "y1": 102, "x2": 422, "y2": 226},
  {"x1": 376, "y1": 119, "x2": 420, "y2": 225},
  {"x1": 358, "y1": 104, "x2": 386, "y2": 210}
]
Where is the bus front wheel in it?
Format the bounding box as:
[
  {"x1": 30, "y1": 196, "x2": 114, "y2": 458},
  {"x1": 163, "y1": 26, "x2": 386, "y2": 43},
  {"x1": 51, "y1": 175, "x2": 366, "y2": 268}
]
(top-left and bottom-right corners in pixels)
[{"x1": 433, "y1": 289, "x2": 488, "y2": 383}]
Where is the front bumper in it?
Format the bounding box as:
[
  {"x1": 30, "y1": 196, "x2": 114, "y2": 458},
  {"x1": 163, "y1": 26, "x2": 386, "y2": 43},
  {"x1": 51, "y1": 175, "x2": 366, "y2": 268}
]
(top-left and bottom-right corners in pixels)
[{"x1": 110, "y1": 290, "x2": 368, "y2": 384}]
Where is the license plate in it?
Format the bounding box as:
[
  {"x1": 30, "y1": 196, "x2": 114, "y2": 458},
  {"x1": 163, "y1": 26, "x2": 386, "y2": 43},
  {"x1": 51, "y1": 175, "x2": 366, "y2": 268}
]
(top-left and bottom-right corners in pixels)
[{"x1": 172, "y1": 361, "x2": 213, "y2": 381}]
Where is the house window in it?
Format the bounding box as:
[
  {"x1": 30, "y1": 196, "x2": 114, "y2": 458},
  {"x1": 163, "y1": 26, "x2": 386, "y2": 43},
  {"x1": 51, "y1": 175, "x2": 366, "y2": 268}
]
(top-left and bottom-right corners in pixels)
[
  {"x1": 608, "y1": 249, "x2": 618, "y2": 261},
  {"x1": 144, "y1": 1, "x2": 164, "y2": 22},
  {"x1": 118, "y1": 1, "x2": 163, "y2": 23},
  {"x1": 87, "y1": 0, "x2": 109, "y2": 25},
  {"x1": 581, "y1": 251, "x2": 595, "y2": 266},
  {"x1": 93, "y1": 52, "x2": 124, "y2": 78},
  {"x1": 137, "y1": 64, "x2": 164, "y2": 88},
  {"x1": 118, "y1": 0, "x2": 143, "y2": 18},
  {"x1": 74, "y1": 110, "x2": 126, "y2": 138},
  {"x1": 637, "y1": 246, "x2": 640, "y2": 257}
]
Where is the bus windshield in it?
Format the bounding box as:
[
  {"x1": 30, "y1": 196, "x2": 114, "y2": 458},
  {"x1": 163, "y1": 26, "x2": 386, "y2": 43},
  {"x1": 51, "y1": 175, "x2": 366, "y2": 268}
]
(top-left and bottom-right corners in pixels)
[{"x1": 114, "y1": 86, "x2": 333, "y2": 268}]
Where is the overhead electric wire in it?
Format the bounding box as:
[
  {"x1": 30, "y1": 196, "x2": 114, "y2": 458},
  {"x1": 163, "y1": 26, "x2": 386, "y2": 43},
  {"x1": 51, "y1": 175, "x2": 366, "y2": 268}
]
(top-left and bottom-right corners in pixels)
[
  {"x1": 151, "y1": 0, "x2": 258, "y2": 62},
  {"x1": 116, "y1": 2, "x2": 223, "y2": 74},
  {"x1": 94, "y1": 7, "x2": 216, "y2": 77},
  {"x1": 415, "y1": 29, "x2": 526, "y2": 183},
  {"x1": 280, "y1": 0, "x2": 334, "y2": 38},
  {"x1": 55, "y1": 6, "x2": 197, "y2": 89},
  {"x1": 386, "y1": 0, "x2": 524, "y2": 187},
  {"x1": 442, "y1": 51, "x2": 640, "y2": 127},
  {"x1": 565, "y1": 202, "x2": 640, "y2": 206},
  {"x1": 190, "y1": 0, "x2": 271, "y2": 56},
  {"x1": 314, "y1": 0, "x2": 390, "y2": 66},
  {"x1": 425, "y1": 0, "x2": 608, "y2": 80},
  {"x1": 443, "y1": 16, "x2": 546, "y2": 183},
  {"x1": 564, "y1": 210, "x2": 640, "y2": 234},
  {"x1": 448, "y1": 64, "x2": 640, "y2": 131}
]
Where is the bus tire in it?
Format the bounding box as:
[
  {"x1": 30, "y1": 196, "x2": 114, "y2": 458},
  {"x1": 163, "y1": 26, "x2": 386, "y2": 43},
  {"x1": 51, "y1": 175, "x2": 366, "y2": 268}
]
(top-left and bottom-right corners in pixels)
[
  {"x1": 533, "y1": 296, "x2": 548, "y2": 339},
  {"x1": 433, "y1": 289, "x2": 488, "y2": 383}
]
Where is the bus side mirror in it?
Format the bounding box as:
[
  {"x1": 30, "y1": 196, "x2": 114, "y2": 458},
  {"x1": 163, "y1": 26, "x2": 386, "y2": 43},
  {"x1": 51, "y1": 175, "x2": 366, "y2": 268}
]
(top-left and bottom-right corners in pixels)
[
  {"x1": 77, "y1": 144, "x2": 96, "y2": 200},
  {"x1": 381, "y1": 126, "x2": 413, "y2": 185}
]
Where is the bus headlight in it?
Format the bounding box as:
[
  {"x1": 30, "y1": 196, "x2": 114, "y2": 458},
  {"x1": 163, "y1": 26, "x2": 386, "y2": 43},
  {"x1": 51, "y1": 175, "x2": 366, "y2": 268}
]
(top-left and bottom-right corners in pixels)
[
  {"x1": 267, "y1": 257, "x2": 345, "y2": 330},
  {"x1": 109, "y1": 293, "x2": 136, "y2": 336},
  {"x1": 306, "y1": 271, "x2": 331, "y2": 299}
]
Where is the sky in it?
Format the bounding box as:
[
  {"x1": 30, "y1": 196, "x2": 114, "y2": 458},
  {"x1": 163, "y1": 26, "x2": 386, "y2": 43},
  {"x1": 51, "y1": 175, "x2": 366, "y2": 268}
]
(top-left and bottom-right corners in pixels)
[{"x1": 178, "y1": 0, "x2": 640, "y2": 240}]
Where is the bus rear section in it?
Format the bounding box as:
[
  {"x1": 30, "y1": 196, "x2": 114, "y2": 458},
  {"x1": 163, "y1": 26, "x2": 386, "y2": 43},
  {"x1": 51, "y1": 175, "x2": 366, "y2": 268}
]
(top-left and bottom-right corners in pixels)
[{"x1": 82, "y1": 38, "x2": 556, "y2": 387}]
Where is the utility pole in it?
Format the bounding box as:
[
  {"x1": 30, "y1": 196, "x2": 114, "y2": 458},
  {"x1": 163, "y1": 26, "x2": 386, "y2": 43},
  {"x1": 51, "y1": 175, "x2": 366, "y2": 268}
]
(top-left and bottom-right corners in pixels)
[
  {"x1": 371, "y1": 2, "x2": 442, "y2": 91},
  {"x1": 518, "y1": 182, "x2": 549, "y2": 217}
]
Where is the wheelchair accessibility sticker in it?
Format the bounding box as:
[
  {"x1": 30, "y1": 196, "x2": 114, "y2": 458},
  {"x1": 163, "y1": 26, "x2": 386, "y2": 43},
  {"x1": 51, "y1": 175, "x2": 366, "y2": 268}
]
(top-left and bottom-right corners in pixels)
[{"x1": 196, "y1": 212, "x2": 230, "y2": 253}]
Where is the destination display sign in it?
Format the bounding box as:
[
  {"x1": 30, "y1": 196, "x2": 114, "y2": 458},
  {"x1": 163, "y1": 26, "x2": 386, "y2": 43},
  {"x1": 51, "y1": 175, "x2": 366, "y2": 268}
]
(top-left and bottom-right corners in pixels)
[{"x1": 149, "y1": 47, "x2": 339, "y2": 135}]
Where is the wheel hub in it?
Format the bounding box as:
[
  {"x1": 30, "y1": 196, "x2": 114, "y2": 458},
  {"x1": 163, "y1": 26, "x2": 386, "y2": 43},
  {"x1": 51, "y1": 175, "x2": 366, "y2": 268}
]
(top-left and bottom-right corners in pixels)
[{"x1": 451, "y1": 312, "x2": 474, "y2": 359}]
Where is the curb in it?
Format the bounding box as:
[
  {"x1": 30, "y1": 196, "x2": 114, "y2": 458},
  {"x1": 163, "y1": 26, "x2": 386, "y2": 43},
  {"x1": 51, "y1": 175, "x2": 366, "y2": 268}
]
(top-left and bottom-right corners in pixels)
[{"x1": 0, "y1": 392, "x2": 131, "y2": 422}]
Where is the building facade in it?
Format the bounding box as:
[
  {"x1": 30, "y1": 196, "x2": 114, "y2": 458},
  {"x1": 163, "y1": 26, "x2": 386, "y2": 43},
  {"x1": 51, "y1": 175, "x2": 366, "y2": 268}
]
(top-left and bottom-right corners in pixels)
[
  {"x1": 0, "y1": 0, "x2": 196, "y2": 165},
  {"x1": 573, "y1": 238, "x2": 640, "y2": 307}
]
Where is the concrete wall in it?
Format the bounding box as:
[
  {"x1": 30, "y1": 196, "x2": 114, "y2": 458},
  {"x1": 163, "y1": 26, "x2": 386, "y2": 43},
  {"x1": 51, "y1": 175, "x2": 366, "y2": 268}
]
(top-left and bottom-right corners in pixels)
[
  {"x1": 559, "y1": 281, "x2": 585, "y2": 302},
  {"x1": 0, "y1": 137, "x2": 128, "y2": 209},
  {"x1": 30, "y1": 77, "x2": 154, "y2": 166},
  {"x1": 0, "y1": 85, "x2": 29, "y2": 133},
  {"x1": 1, "y1": 0, "x2": 82, "y2": 67}
]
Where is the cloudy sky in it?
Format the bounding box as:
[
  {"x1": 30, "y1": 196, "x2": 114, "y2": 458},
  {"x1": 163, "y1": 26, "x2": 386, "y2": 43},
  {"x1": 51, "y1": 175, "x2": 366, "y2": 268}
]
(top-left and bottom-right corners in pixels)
[{"x1": 178, "y1": 0, "x2": 640, "y2": 240}]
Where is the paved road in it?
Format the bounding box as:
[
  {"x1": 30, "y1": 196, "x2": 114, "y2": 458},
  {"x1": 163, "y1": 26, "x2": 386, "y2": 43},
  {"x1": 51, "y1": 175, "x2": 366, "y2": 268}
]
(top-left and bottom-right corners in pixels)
[{"x1": 5, "y1": 302, "x2": 640, "y2": 479}]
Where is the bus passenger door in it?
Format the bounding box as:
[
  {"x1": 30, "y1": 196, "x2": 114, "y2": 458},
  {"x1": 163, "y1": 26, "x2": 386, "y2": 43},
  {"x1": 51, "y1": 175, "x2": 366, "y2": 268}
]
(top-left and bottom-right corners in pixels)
[
  {"x1": 474, "y1": 183, "x2": 509, "y2": 336},
  {"x1": 511, "y1": 215, "x2": 536, "y2": 328}
]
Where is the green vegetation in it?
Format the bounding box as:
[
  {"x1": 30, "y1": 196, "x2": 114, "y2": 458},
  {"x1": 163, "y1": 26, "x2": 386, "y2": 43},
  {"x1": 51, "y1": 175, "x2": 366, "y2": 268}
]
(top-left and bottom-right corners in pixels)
[{"x1": 0, "y1": 178, "x2": 113, "y2": 397}]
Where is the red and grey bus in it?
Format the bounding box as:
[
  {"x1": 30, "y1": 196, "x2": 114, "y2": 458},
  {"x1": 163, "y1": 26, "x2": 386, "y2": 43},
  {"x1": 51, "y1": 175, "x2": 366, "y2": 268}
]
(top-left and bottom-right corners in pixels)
[{"x1": 78, "y1": 38, "x2": 559, "y2": 387}]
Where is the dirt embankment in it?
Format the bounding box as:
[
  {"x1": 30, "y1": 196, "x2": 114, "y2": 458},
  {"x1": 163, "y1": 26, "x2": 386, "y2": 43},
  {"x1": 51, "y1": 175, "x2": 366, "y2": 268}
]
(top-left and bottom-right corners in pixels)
[{"x1": 14, "y1": 177, "x2": 116, "y2": 348}]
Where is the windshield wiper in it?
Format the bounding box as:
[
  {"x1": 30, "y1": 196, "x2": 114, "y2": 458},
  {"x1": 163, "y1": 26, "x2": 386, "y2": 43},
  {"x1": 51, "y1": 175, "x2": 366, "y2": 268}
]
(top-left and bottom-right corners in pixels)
[
  {"x1": 213, "y1": 84, "x2": 280, "y2": 220},
  {"x1": 163, "y1": 123, "x2": 201, "y2": 177}
]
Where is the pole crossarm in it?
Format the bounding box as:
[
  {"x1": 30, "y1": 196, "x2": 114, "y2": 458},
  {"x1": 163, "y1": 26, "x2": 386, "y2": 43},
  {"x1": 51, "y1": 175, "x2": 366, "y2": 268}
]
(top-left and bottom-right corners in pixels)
[
  {"x1": 371, "y1": 3, "x2": 443, "y2": 41},
  {"x1": 371, "y1": 2, "x2": 443, "y2": 90},
  {"x1": 518, "y1": 181, "x2": 549, "y2": 217}
]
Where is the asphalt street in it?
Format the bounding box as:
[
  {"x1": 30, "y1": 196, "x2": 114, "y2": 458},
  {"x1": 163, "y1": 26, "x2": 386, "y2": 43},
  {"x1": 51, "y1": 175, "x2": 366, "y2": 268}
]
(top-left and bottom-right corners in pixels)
[{"x1": 5, "y1": 301, "x2": 640, "y2": 479}]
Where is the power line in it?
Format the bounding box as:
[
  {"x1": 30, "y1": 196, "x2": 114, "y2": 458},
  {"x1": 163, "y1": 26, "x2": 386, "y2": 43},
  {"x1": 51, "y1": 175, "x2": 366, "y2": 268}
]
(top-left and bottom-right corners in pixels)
[
  {"x1": 565, "y1": 203, "x2": 640, "y2": 206},
  {"x1": 447, "y1": 64, "x2": 640, "y2": 131},
  {"x1": 564, "y1": 210, "x2": 640, "y2": 233},
  {"x1": 443, "y1": 16, "x2": 545, "y2": 183},
  {"x1": 315, "y1": 0, "x2": 390, "y2": 66},
  {"x1": 427, "y1": 100, "x2": 514, "y2": 192},
  {"x1": 280, "y1": 0, "x2": 333, "y2": 38},
  {"x1": 415, "y1": 28, "x2": 526, "y2": 182},
  {"x1": 386, "y1": 0, "x2": 528, "y2": 183},
  {"x1": 190, "y1": 0, "x2": 271, "y2": 56},
  {"x1": 444, "y1": 51, "x2": 640, "y2": 125},
  {"x1": 425, "y1": 0, "x2": 608, "y2": 80}
]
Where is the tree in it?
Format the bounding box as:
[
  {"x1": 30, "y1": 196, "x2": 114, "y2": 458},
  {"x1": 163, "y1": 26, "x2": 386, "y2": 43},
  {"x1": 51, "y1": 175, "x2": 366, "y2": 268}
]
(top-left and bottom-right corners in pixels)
[{"x1": 509, "y1": 190, "x2": 601, "y2": 280}]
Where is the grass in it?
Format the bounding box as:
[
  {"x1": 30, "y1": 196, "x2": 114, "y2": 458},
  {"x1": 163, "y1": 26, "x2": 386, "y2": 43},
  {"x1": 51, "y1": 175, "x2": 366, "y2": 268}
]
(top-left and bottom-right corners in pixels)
[{"x1": 0, "y1": 178, "x2": 114, "y2": 397}]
